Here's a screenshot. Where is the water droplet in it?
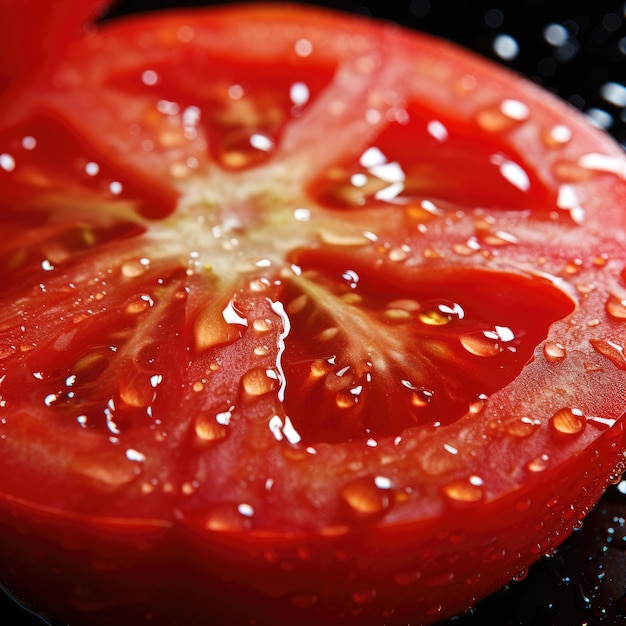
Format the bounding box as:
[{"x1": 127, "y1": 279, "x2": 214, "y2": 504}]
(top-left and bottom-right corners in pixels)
[
  {"x1": 336, "y1": 389, "x2": 359, "y2": 409},
  {"x1": 550, "y1": 407, "x2": 586, "y2": 435},
  {"x1": 388, "y1": 298, "x2": 420, "y2": 312},
  {"x1": 252, "y1": 318, "x2": 273, "y2": 333},
  {"x1": 469, "y1": 394, "x2": 487, "y2": 415},
  {"x1": 544, "y1": 341, "x2": 566, "y2": 363},
  {"x1": 443, "y1": 478, "x2": 483, "y2": 503},
  {"x1": 411, "y1": 388, "x2": 434, "y2": 408},
  {"x1": 204, "y1": 503, "x2": 252, "y2": 531},
  {"x1": 340, "y1": 475, "x2": 394, "y2": 518},
  {"x1": 124, "y1": 293, "x2": 154, "y2": 315},
  {"x1": 119, "y1": 374, "x2": 154, "y2": 407},
  {"x1": 242, "y1": 367, "x2": 277, "y2": 396},
  {"x1": 453, "y1": 239, "x2": 480, "y2": 256},
  {"x1": 505, "y1": 416, "x2": 541, "y2": 438},
  {"x1": 606, "y1": 294, "x2": 626, "y2": 319},
  {"x1": 418, "y1": 302, "x2": 463, "y2": 326},
  {"x1": 195, "y1": 414, "x2": 229, "y2": 442},
  {"x1": 459, "y1": 330, "x2": 501, "y2": 357},
  {"x1": 543, "y1": 124, "x2": 572, "y2": 148},
  {"x1": 528, "y1": 454, "x2": 550, "y2": 473},
  {"x1": 383, "y1": 308, "x2": 412, "y2": 321},
  {"x1": 590, "y1": 338, "x2": 626, "y2": 370},
  {"x1": 121, "y1": 258, "x2": 149, "y2": 277}
]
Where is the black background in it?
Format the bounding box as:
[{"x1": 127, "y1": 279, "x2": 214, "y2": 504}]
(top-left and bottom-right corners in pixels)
[{"x1": 2, "y1": 1, "x2": 626, "y2": 624}]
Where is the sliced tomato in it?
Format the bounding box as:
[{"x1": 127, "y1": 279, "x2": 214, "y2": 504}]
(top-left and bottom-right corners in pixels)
[{"x1": 1, "y1": 3, "x2": 626, "y2": 626}]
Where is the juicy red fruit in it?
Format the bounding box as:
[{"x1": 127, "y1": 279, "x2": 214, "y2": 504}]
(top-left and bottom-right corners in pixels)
[{"x1": 1, "y1": 3, "x2": 626, "y2": 626}]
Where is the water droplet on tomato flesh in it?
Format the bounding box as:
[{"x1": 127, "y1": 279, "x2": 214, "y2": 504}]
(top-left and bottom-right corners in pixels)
[
  {"x1": 550, "y1": 407, "x2": 586, "y2": 436},
  {"x1": 606, "y1": 294, "x2": 626, "y2": 319}
]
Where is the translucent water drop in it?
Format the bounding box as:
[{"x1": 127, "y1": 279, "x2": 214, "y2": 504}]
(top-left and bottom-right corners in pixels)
[
  {"x1": 340, "y1": 475, "x2": 394, "y2": 517},
  {"x1": 121, "y1": 258, "x2": 149, "y2": 277},
  {"x1": 418, "y1": 303, "x2": 463, "y2": 326},
  {"x1": 242, "y1": 367, "x2": 277, "y2": 396},
  {"x1": 204, "y1": 504, "x2": 252, "y2": 531},
  {"x1": 443, "y1": 478, "x2": 483, "y2": 503},
  {"x1": 550, "y1": 407, "x2": 586, "y2": 435},
  {"x1": 590, "y1": 338, "x2": 626, "y2": 370},
  {"x1": 505, "y1": 416, "x2": 541, "y2": 438},
  {"x1": 125, "y1": 293, "x2": 154, "y2": 315},
  {"x1": 528, "y1": 454, "x2": 550, "y2": 473},
  {"x1": 543, "y1": 341, "x2": 566, "y2": 363},
  {"x1": 253, "y1": 318, "x2": 273, "y2": 332},
  {"x1": 606, "y1": 294, "x2": 626, "y2": 319},
  {"x1": 460, "y1": 331, "x2": 501, "y2": 357},
  {"x1": 119, "y1": 375, "x2": 153, "y2": 408},
  {"x1": 194, "y1": 414, "x2": 228, "y2": 442}
]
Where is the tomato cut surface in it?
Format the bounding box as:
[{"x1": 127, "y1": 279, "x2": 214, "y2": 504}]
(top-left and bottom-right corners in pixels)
[{"x1": 1, "y1": 3, "x2": 626, "y2": 625}]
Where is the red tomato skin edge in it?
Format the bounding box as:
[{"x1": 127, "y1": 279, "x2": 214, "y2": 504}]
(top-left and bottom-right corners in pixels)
[{"x1": 0, "y1": 425, "x2": 622, "y2": 626}]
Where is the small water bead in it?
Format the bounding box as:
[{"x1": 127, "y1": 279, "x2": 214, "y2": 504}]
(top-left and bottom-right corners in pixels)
[
  {"x1": 544, "y1": 341, "x2": 566, "y2": 363},
  {"x1": 119, "y1": 375, "x2": 154, "y2": 408},
  {"x1": 242, "y1": 367, "x2": 277, "y2": 396},
  {"x1": 340, "y1": 475, "x2": 394, "y2": 518},
  {"x1": 504, "y1": 416, "x2": 541, "y2": 438},
  {"x1": 606, "y1": 294, "x2": 626, "y2": 319},
  {"x1": 121, "y1": 258, "x2": 150, "y2": 278},
  {"x1": 194, "y1": 414, "x2": 229, "y2": 443},
  {"x1": 124, "y1": 293, "x2": 155, "y2": 315},
  {"x1": 443, "y1": 477, "x2": 483, "y2": 503},
  {"x1": 418, "y1": 302, "x2": 464, "y2": 326},
  {"x1": 468, "y1": 394, "x2": 487, "y2": 415},
  {"x1": 204, "y1": 503, "x2": 253, "y2": 532},
  {"x1": 453, "y1": 238, "x2": 480, "y2": 256},
  {"x1": 550, "y1": 407, "x2": 586, "y2": 436},
  {"x1": 528, "y1": 453, "x2": 550, "y2": 473}
]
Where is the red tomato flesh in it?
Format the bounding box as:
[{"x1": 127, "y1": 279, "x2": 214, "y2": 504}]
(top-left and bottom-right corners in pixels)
[{"x1": 1, "y1": 3, "x2": 626, "y2": 625}]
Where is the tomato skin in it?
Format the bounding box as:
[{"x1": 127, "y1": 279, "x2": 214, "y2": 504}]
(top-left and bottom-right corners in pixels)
[{"x1": 2, "y1": 3, "x2": 626, "y2": 626}]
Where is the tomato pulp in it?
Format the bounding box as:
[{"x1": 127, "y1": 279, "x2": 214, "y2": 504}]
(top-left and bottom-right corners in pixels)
[{"x1": 1, "y1": 3, "x2": 626, "y2": 625}]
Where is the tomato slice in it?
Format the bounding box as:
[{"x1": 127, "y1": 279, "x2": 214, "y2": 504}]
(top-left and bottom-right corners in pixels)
[{"x1": 1, "y1": 4, "x2": 626, "y2": 625}]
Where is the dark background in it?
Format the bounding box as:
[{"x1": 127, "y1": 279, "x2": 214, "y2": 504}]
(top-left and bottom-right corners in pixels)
[{"x1": 2, "y1": 1, "x2": 626, "y2": 624}]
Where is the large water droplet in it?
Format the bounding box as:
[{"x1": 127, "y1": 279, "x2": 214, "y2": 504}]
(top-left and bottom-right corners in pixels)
[
  {"x1": 550, "y1": 407, "x2": 586, "y2": 435},
  {"x1": 544, "y1": 341, "x2": 566, "y2": 363}
]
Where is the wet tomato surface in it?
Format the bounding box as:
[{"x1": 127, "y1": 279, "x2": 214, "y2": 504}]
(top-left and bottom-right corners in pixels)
[{"x1": 1, "y1": 2, "x2": 626, "y2": 625}]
